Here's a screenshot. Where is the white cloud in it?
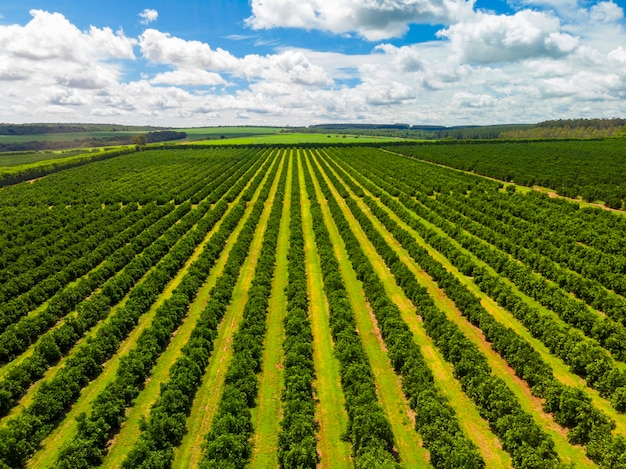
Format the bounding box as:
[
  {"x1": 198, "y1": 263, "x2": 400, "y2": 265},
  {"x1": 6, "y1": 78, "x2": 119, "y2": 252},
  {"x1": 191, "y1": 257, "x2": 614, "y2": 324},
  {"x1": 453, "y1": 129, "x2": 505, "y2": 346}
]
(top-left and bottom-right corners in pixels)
[
  {"x1": 439, "y1": 10, "x2": 579, "y2": 64},
  {"x1": 0, "y1": 4, "x2": 625, "y2": 127},
  {"x1": 512, "y1": 0, "x2": 579, "y2": 16},
  {"x1": 0, "y1": 10, "x2": 135, "y2": 62},
  {"x1": 246, "y1": 0, "x2": 475, "y2": 41},
  {"x1": 376, "y1": 44, "x2": 424, "y2": 72},
  {"x1": 0, "y1": 9, "x2": 134, "y2": 94},
  {"x1": 240, "y1": 50, "x2": 332, "y2": 86},
  {"x1": 150, "y1": 69, "x2": 227, "y2": 86},
  {"x1": 539, "y1": 70, "x2": 624, "y2": 101},
  {"x1": 139, "y1": 9, "x2": 158, "y2": 25},
  {"x1": 589, "y1": 1, "x2": 624, "y2": 23},
  {"x1": 453, "y1": 91, "x2": 497, "y2": 108},
  {"x1": 140, "y1": 29, "x2": 239, "y2": 69},
  {"x1": 139, "y1": 30, "x2": 332, "y2": 87},
  {"x1": 608, "y1": 46, "x2": 626, "y2": 63},
  {"x1": 47, "y1": 87, "x2": 90, "y2": 106},
  {"x1": 0, "y1": 64, "x2": 30, "y2": 81},
  {"x1": 225, "y1": 34, "x2": 254, "y2": 41}
]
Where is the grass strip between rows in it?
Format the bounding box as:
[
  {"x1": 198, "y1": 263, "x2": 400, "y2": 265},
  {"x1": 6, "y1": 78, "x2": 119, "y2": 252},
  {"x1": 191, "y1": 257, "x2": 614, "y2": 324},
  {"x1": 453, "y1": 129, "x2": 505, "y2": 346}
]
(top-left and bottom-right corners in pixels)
[
  {"x1": 275, "y1": 152, "x2": 318, "y2": 468},
  {"x1": 0, "y1": 203, "x2": 160, "y2": 340},
  {"x1": 306, "y1": 151, "x2": 430, "y2": 467},
  {"x1": 301, "y1": 151, "x2": 399, "y2": 468},
  {"x1": 297, "y1": 152, "x2": 352, "y2": 468},
  {"x1": 311, "y1": 150, "x2": 487, "y2": 468},
  {"x1": 249, "y1": 152, "x2": 292, "y2": 467},
  {"x1": 51, "y1": 151, "x2": 276, "y2": 468},
  {"x1": 328, "y1": 149, "x2": 626, "y2": 468},
  {"x1": 198, "y1": 151, "x2": 288, "y2": 467},
  {"x1": 351, "y1": 152, "x2": 626, "y2": 408},
  {"x1": 0, "y1": 151, "x2": 271, "y2": 468},
  {"x1": 0, "y1": 153, "x2": 257, "y2": 419},
  {"x1": 119, "y1": 152, "x2": 283, "y2": 468},
  {"x1": 320, "y1": 149, "x2": 562, "y2": 468}
]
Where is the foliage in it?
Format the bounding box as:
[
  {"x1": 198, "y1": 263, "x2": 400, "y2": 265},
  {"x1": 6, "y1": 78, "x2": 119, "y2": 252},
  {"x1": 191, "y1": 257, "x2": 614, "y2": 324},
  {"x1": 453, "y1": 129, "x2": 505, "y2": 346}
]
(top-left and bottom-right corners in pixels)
[
  {"x1": 301, "y1": 154, "x2": 400, "y2": 468},
  {"x1": 330, "y1": 146, "x2": 626, "y2": 467},
  {"x1": 312, "y1": 151, "x2": 485, "y2": 468},
  {"x1": 389, "y1": 140, "x2": 626, "y2": 209},
  {"x1": 0, "y1": 147, "x2": 136, "y2": 187},
  {"x1": 277, "y1": 154, "x2": 318, "y2": 468},
  {"x1": 1, "y1": 143, "x2": 626, "y2": 469}
]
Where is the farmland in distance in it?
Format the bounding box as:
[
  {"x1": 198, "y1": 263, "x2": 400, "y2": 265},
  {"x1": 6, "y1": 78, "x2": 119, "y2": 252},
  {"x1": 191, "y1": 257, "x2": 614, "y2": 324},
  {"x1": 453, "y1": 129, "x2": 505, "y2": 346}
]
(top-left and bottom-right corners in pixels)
[{"x1": 0, "y1": 143, "x2": 625, "y2": 468}]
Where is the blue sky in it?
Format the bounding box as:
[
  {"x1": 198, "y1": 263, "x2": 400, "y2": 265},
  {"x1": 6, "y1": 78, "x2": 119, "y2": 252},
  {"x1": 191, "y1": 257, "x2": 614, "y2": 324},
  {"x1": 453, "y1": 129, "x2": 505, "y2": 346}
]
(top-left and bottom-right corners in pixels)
[{"x1": 0, "y1": 0, "x2": 624, "y2": 126}]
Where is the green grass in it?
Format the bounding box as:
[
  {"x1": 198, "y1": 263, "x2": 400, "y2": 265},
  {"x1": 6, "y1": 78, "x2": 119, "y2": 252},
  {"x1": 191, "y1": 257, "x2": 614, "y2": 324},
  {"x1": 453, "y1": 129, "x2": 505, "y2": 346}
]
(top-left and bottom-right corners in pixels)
[
  {"x1": 0, "y1": 126, "x2": 414, "y2": 149},
  {"x1": 339, "y1": 162, "x2": 595, "y2": 467},
  {"x1": 177, "y1": 126, "x2": 283, "y2": 141},
  {"x1": 0, "y1": 131, "x2": 139, "y2": 144},
  {"x1": 0, "y1": 146, "x2": 135, "y2": 180},
  {"x1": 22, "y1": 153, "x2": 273, "y2": 467},
  {"x1": 172, "y1": 152, "x2": 284, "y2": 469},
  {"x1": 0, "y1": 258, "x2": 110, "y2": 383},
  {"x1": 186, "y1": 132, "x2": 414, "y2": 145},
  {"x1": 360, "y1": 150, "x2": 626, "y2": 432},
  {"x1": 368, "y1": 176, "x2": 626, "y2": 435},
  {"x1": 0, "y1": 150, "x2": 91, "y2": 167},
  {"x1": 27, "y1": 223, "x2": 211, "y2": 468},
  {"x1": 249, "y1": 150, "x2": 292, "y2": 468},
  {"x1": 305, "y1": 150, "x2": 430, "y2": 467},
  {"x1": 317, "y1": 150, "x2": 513, "y2": 468},
  {"x1": 381, "y1": 148, "x2": 625, "y2": 216},
  {"x1": 99, "y1": 155, "x2": 278, "y2": 467},
  {"x1": 298, "y1": 152, "x2": 353, "y2": 469},
  {"x1": 0, "y1": 272, "x2": 149, "y2": 430}
]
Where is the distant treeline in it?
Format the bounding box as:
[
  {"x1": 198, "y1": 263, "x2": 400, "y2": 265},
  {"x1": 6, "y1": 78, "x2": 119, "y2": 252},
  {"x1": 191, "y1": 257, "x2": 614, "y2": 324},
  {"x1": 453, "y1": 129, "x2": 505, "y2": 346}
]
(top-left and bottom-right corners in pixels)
[
  {"x1": 145, "y1": 130, "x2": 187, "y2": 143},
  {"x1": 0, "y1": 131, "x2": 186, "y2": 152},
  {"x1": 0, "y1": 123, "x2": 165, "y2": 135},
  {"x1": 299, "y1": 118, "x2": 626, "y2": 140},
  {"x1": 501, "y1": 118, "x2": 626, "y2": 139}
]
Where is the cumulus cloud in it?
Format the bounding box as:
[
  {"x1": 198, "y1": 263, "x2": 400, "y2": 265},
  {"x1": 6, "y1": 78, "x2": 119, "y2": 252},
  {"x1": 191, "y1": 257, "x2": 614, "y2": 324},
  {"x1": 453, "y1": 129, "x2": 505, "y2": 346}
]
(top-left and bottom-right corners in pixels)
[
  {"x1": 47, "y1": 87, "x2": 90, "y2": 106},
  {"x1": 0, "y1": 10, "x2": 135, "y2": 62},
  {"x1": 453, "y1": 91, "x2": 496, "y2": 108},
  {"x1": 439, "y1": 10, "x2": 579, "y2": 64},
  {"x1": 0, "y1": 9, "x2": 134, "y2": 97},
  {"x1": 0, "y1": 64, "x2": 30, "y2": 81},
  {"x1": 589, "y1": 1, "x2": 624, "y2": 23},
  {"x1": 0, "y1": 3, "x2": 626, "y2": 127},
  {"x1": 512, "y1": 0, "x2": 579, "y2": 16},
  {"x1": 246, "y1": 0, "x2": 475, "y2": 41},
  {"x1": 140, "y1": 29, "x2": 239, "y2": 69},
  {"x1": 139, "y1": 30, "x2": 332, "y2": 87},
  {"x1": 376, "y1": 44, "x2": 424, "y2": 72},
  {"x1": 240, "y1": 50, "x2": 332, "y2": 86},
  {"x1": 608, "y1": 46, "x2": 626, "y2": 63},
  {"x1": 539, "y1": 70, "x2": 623, "y2": 101},
  {"x1": 150, "y1": 69, "x2": 227, "y2": 86},
  {"x1": 139, "y1": 9, "x2": 158, "y2": 25}
]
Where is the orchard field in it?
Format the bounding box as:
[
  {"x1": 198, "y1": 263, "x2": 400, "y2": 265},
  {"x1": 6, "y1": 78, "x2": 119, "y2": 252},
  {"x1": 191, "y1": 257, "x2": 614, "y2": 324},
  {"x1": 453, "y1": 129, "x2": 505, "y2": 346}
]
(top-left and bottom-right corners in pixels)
[{"x1": 1, "y1": 144, "x2": 626, "y2": 468}]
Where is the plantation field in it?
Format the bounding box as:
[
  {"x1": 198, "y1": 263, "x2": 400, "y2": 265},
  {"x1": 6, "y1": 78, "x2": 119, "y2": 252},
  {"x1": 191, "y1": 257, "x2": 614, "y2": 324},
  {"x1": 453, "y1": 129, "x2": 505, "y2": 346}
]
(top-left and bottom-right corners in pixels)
[
  {"x1": 0, "y1": 146, "x2": 137, "y2": 169},
  {"x1": 0, "y1": 150, "x2": 96, "y2": 167},
  {"x1": 390, "y1": 140, "x2": 626, "y2": 209},
  {"x1": 1, "y1": 144, "x2": 626, "y2": 468},
  {"x1": 178, "y1": 126, "x2": 284, "y2": 140},
  {"x1": 0, "y1": 147, "x2": 137, "y2": 188},
  {"x1": 0, "y1": 131, "x2": 141, "y2": 144},
  {"x1": 187, "y1": 132, "x2": 413, "y2": 145}
]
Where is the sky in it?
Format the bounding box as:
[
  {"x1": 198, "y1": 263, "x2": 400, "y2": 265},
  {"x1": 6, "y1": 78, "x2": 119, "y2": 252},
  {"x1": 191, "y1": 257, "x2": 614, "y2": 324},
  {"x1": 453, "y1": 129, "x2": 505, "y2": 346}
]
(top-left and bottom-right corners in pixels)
[{"x1": 0, "y1": 0, "x2": 625, "y2": 127}]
